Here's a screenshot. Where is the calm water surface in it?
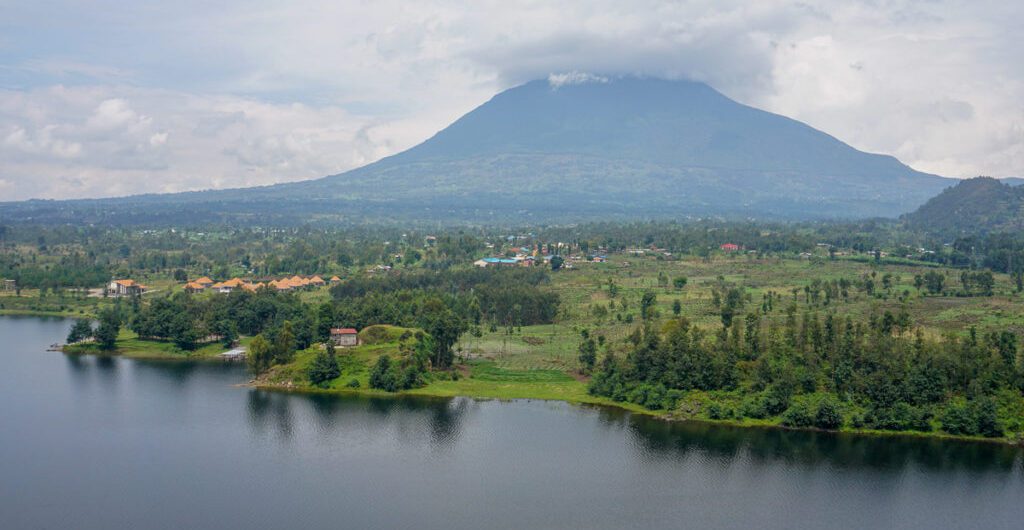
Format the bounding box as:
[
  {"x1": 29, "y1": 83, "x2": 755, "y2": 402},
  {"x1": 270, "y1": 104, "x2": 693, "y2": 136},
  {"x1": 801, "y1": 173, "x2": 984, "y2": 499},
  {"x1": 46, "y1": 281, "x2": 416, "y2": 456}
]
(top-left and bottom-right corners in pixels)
[{"x1": 2, "y1": 316, "x2": 1023, "y2": 529}]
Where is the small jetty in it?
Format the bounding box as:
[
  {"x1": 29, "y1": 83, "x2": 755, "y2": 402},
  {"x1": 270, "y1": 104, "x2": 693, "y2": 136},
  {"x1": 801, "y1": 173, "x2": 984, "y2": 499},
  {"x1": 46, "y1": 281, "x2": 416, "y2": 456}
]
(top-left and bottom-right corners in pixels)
[{"x1": 220, "y1": 347, "x2": 246, "y2": 362}]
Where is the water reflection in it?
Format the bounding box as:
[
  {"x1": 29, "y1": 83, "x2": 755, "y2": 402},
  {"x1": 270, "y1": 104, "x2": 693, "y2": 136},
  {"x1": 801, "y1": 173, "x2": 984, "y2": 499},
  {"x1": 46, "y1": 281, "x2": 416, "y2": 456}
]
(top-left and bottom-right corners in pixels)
[
  {"x1": 620, "y1": 411, "x2": 1024, "y2": 474},
  {"x1": 250, "y1": 390, "x2": 470, "y2": 449},
  {"x1": 62, "y1": 354, "x2": 121, "y2": 394},
  {"x1": 55, "y1": 344, "x2": 1024, "y2": 478},
  {"x1": 247, "y1": 390, "x2": 294, "y2": 440}
]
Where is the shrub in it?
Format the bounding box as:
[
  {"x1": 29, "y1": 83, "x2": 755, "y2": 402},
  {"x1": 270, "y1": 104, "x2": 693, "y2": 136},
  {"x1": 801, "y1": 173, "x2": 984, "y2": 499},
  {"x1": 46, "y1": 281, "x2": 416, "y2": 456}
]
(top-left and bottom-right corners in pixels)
[
  {"x1": 868, "y1": 402, "x2": 931, "y2": 432},
  {"x1": 781, "y1": 401, "x2": 814, "y2": 428},
  {"x1": 369, "y1": 355, "x2": 397, "y2": 391},
  {"x1": 707, "y1": 401, "x2": 734, "y2": 420},
  {"x1": 814, "y1": 399, "x2": 843, "y2": 430},
  {"x1": 307, "y1": 350, "x2": 341, "y2": 388},
  {"x1": 940, "y1": 398, "x2": 1003, "y2": 438},
  {"x1": 940, "y1": 401, "x2": 975, "y2": 435}
]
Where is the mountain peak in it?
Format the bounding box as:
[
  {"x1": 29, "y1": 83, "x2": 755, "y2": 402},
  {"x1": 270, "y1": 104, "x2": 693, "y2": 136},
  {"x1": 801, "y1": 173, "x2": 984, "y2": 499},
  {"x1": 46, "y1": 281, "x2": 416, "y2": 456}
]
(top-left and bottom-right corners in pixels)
[{"x1": 1, "y1": 76, "x2": 953, "y2": 225}]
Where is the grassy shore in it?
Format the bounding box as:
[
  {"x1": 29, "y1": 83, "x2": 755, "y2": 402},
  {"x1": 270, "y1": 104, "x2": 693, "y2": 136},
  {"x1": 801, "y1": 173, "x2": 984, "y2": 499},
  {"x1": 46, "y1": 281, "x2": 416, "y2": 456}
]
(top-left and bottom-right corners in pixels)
[
  {"x1": 63, "y1": 329, "x2": 250, "y2": 360},
  {"x1": 250, "y1": 337, "x2": 1023, "y2": 445}
]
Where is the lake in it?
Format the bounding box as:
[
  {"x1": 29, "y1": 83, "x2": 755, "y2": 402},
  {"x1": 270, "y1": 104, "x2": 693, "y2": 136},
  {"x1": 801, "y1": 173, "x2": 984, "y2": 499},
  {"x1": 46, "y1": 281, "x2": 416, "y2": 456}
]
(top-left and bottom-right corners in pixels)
[{"x1": 2, "y1": 315, "x2": 1023, "y2": 529}]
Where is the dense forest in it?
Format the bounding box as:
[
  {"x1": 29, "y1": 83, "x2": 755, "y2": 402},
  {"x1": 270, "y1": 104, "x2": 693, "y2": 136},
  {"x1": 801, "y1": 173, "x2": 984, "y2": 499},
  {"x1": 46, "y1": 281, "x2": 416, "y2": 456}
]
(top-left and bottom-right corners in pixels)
[{"x1": 588, "y1": 289, "x2": 1020, "y2": 438}]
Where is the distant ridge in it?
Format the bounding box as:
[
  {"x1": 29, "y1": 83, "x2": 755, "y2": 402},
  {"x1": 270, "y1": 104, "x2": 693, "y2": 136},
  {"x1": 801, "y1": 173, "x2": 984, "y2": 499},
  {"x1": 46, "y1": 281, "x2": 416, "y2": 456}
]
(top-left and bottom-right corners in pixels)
[
  {"x1": 904, "y1": 176, "x2": 1024, "y2": 235},
  {"x1": 0, "y1": 76, "x2": 952, "y2": 226}
]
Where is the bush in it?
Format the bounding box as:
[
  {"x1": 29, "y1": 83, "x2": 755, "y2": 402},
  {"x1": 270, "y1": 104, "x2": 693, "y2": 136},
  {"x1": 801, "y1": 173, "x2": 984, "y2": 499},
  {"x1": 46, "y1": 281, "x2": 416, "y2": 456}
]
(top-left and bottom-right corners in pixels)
[
  {"x1": 707, "y1": 401, "x2": 734, "y2": 420},
  {"x1": 307, "y1": 350, "x2": 341, "y2": 388},
  {"x1": 814, "y1": 399, "x2": 843, "y2": 430},
  {"x1": 781, "y1": 401, "x2": 814, "y2": 428},
  {"x1": 740, "y1": 396, "x2": 769, "y2": 419},
  {"x1": 369, "y1": 355, "x2": 397, "y2": 392},
  {"x1": 940, "y1": 398, "x2": 1003, "y2": 438},
  {"x1": 762, "y1": 383, "x2": 792, "y2": 416},
  {"x1": 939, "y1": 401, "x2": 975, "y2": 435},
  {"x1": 868, "y1": 402, "x2": 931, "y2": 432},
  {"x1": 346, "y1": 378, "x2": 361, "y2": 388},
  {"x1": 66, "y1": 319, "x2": 93, "y2": 344}
]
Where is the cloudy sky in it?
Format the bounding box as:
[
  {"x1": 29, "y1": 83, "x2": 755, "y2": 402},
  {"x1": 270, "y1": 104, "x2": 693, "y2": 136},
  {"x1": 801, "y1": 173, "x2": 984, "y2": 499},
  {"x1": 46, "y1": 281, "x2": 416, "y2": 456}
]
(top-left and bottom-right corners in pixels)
[{"x1": 2, "y1": 0, "x2": 1022, "y2": 200}]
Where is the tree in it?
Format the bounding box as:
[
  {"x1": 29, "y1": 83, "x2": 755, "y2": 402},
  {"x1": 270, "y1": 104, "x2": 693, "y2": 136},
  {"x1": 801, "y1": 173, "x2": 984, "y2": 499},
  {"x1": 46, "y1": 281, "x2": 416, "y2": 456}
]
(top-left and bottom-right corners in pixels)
[
  {"x1": 640, "y1": 290, "x2": 657, "y2": 320},
  {"x1": 550, "y1": 255, "x2": 564, "y2": 271},
  {"x1": 369, "y1": 355, "x2": 396, "y2": 391},
  {"x1": 923, "y1": 271, "x2": 945, "y2": 295},
  {"x1": 421, "y1": 301, "x2": 466, "y2": 369},
  {"x1": 307, "y1": 346, "x2": 341, "y2": 388},
  {"x1": 672, "y1": 299, "x2": 682, "y2": 316},
  {"x1": 170, "y1": 313, "x2": 199, "y2": 350},
  {"x1": 578, "y1": 338, "x2": 597, "y2": 373},
  {"x1": 215, "y1": 319, "x2": 238, "y2": 348},
  {"x1": 247, "y1": 334, "x2": 273, "y2": 373},
  {"x1": 673, "y1": 277, "x2": 688, "y2": 290},
  {"x1": 66, "y1": 319, "x2": 93, "y2": 344},
  {"x1": 273, "y1": 320, "x2": 296, "y2": 365},
  {"x1": 94, "y1": 309, "x2": 120, "y2": 350},
  {"x1": 814, "y1": 399, "x2": 843, "y2": 430}
]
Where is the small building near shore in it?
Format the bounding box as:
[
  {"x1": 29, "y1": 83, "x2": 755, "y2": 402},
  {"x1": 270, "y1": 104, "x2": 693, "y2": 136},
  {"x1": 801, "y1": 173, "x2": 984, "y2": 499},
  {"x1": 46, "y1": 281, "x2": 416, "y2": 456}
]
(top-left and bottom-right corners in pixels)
[
  {"x1": 330, "y1": 328, "x2": 359, "y2": 347},
  {"x1": 107, "y1": 279, "x2": 146, "y2": 296}
]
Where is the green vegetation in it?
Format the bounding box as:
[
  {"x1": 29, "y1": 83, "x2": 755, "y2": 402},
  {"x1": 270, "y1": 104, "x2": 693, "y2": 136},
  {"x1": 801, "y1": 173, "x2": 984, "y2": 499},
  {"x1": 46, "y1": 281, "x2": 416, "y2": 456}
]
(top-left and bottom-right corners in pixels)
[{"x1": 6, "y1": 219, "x2": 1024, "y2": 443}]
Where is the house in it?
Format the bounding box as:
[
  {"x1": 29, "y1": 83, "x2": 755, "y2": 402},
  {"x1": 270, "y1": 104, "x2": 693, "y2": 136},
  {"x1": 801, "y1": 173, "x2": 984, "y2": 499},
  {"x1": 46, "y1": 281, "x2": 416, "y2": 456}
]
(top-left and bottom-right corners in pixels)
[
  {"x1": 241, "y1": 282, "x2": 263, "y2": 292},
  {"x1": 212, "y1": 278, "x2": 245, "y2": 293},
  {"x1": 309, "y1": 275, "x2": 326, "y2": 287},
  {"x1": 330, "y1": 328, "x2": 359, "y2": 347},
  {"x1": 2, "y1": 279, "x2": 15, "y2": 291},
  {"x1": 720, "y1": 243, "x2": 740, "y2": 252},
  {"x1": 329, "y1": 276, "x2": 341, "y2": 284},
  {"x1": 475, "y1": 257, "x2": 519, "y2": 267},
  {"x1": 268, "y1": 279, "x2": 293, "y2": 291},
  {"x1": 108, "y1": 279, "x2": 146, "y2": 296},
  {"x1": 184, "y1": 281, "x2": 206, "y2": 293},
  {"x1": 194, "y1": 276, "x2": 214, "y2": 288}
]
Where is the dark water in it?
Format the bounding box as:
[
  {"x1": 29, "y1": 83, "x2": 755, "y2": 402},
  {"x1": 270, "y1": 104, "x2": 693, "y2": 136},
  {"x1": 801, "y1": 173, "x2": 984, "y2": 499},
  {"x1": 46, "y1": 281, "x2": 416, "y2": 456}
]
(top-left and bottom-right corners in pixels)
[{"x1": 2, "y1": 316, "x2": 1023, "y2": 530}]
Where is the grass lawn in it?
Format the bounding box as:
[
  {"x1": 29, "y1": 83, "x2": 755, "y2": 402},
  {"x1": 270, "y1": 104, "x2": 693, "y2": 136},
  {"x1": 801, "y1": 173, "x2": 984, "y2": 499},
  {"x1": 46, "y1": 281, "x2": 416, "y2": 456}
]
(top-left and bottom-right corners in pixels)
[{"x1": 64, "y1": 329, "x2": 249, "y2": 360}]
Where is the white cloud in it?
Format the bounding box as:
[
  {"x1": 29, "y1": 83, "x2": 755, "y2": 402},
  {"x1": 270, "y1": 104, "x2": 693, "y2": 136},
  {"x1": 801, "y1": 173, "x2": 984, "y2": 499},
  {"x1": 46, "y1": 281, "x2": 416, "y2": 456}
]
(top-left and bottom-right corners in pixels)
[
  {"x1": 548, "y1": 72, "x2": 609, "y2": 88},
  {"x1": 1, "y1": 0, "x2": 1022, "y2": 200}
]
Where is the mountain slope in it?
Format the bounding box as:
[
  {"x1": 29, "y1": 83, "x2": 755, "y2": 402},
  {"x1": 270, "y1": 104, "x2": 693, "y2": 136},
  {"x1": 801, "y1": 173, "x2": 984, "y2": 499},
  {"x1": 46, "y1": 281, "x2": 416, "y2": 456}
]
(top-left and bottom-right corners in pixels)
[
  {"x1": 1, "y1": 77, "x2": 952, "y2": 225},
  {"x1": 903, "y1": 176, "x2": 1024, "y2": 234}
]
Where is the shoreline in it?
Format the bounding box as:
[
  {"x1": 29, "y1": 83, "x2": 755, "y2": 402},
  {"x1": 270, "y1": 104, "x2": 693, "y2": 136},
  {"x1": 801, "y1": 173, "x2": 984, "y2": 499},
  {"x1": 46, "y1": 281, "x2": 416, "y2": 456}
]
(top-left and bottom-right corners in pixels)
[
  {"x1": 251, "y1": 379, "x2": 1024, "y2": 447},
  {"x1": 53, "y1": 340, "x2": 1024, "y2": 447},
  {"x1": 38, "y1": 322, "x2": 1024, "y2": 448}
]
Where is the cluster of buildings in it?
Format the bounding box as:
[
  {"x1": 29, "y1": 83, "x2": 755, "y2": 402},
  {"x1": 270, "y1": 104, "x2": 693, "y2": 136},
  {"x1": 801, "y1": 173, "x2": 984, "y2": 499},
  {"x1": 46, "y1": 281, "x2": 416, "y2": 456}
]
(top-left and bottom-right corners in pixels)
[{"x1": 183, "y1": 275, "x2": 340, "y2": 294}]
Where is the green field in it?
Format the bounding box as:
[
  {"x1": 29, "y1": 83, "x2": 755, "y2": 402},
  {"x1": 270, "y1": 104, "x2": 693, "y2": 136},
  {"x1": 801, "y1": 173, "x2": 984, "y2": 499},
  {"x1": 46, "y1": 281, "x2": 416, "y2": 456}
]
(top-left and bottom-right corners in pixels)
[{"x1": 247, "y1": 253, "x2": 1024, "y2": 442}]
